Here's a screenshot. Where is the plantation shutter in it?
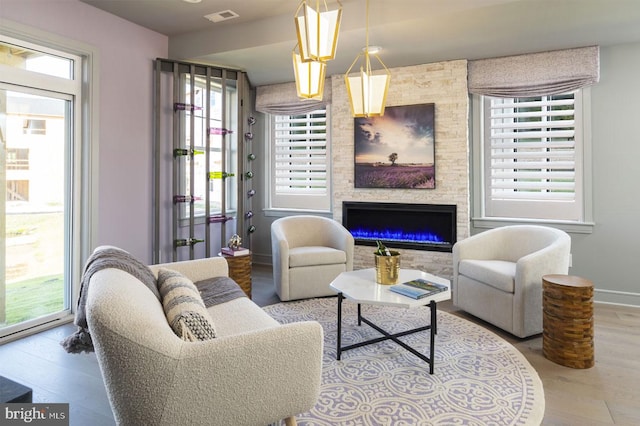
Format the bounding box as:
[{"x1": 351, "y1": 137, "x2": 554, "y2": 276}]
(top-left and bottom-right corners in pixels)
[
  {"x1": 484, "y1": 92, "x2": 582, "y2": 221},
  {"x1": 271, "y1": 109, "x2": 330, "y2": 210}
]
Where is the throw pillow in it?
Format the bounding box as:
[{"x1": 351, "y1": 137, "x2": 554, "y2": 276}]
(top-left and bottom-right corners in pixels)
[
  {"x1": 157, "y1": 268, "x2": 217, "y2": 341},
  {"x1": 195, "y1": 276, "x2": 246, "y2": 307}
]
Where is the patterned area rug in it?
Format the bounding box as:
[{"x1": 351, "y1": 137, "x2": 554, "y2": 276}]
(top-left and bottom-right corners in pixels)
[{"x1": 264, "y1": 298, "x2": 544, "y2": 426}]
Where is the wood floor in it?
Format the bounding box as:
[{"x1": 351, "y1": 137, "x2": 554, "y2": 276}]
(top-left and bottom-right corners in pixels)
[{"x1": 0, "y1": 263, "x2": 638, "y2": 425}]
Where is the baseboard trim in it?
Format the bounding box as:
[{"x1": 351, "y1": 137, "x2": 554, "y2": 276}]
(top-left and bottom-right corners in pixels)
[
  {"x1": 251, "y1": 253, "x2": 272, "y2": 265},
  {"x1": 594, "y1": 289, "x2": 640, "y2": 308}
]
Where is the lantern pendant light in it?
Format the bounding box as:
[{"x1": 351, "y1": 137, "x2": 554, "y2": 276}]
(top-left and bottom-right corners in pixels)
[
  {"x1": 344, "y1": 0, "x2": 390, "y2": 117},
  {"x1": 293, "y1": 43, "x2": 327, "y2": 100},
  {"x1": 293, "y1": 0, "x2": 341, "y2": 100},
  {"x1": 294, "y1": 0, "x2": 342, "y2": 62}
]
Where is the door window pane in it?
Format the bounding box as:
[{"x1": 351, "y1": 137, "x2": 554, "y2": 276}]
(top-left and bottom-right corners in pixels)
[{"x1": 1, "y1": 89, "x2": 70, "y2": 331}]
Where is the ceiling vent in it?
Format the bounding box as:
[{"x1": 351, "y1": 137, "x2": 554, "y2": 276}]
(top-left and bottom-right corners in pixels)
[{"x1": 204, "y1": 10, "x2": 240, "y2": 23}]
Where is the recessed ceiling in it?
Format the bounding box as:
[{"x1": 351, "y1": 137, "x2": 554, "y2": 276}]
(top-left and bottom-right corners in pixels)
[{"x1": 80, "y1": 0, "x2": 640, "y2": 87}]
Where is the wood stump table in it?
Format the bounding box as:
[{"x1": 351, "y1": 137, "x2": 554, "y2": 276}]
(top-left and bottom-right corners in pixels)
[
  {"x1": 542, "y1": 274, "x2": 594, "y2": 368},
  {"x1": 221, "y1": 252, "x2": 252, "y2": 298}
]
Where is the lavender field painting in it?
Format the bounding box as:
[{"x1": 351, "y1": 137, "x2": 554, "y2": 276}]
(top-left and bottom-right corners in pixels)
[{"x1": 354, "y1": 103, "x2": 435, "y2": 189}]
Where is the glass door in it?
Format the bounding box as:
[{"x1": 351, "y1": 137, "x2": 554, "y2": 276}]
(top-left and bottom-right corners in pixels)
[{"x1": 1, "y1": 87, "x2": 72, "y2": 337}]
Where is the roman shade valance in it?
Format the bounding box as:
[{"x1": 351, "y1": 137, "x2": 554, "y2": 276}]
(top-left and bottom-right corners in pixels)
[
  {"x1": 256, "y1": 80, "x2": 332, "y2": 115},
  {"x1": 468, "y1": 46, "x2": 600, "y2": 97}
]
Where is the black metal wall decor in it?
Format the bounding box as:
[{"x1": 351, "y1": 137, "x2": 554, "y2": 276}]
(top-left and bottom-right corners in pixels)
[{"x1": 244, "y1": 115, "x2": 256, "y2": 237}]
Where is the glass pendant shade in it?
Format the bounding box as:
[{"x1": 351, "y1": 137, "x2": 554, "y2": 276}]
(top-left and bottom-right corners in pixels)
[
  {"x1": 293, "y1": 44, "x2": 326, "y2": 100},
  {"x1": 295, "y1": 0, "x2": 342, "y2": 62},
  {"x1": 345, "y1": 52, "x2": 390, "y2": 117}
]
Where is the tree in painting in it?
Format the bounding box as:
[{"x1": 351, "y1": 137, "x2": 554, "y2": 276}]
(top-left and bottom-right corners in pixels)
[{"x1": 389, "y1": 152, "x2": 398, "y2": 166}]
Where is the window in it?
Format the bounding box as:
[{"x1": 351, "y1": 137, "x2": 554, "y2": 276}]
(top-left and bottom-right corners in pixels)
[
  {"x1": 176, "y1": 74, "x2": 238, "y2": 221},
  {"x1": 268, "y1": 108, "x2": 331, "y2": 211},
  {"x1": 473, "y1": 89, "x2": 592, "y2": 230},
  {"x1": 6, "y1": 148, "x2": 29, "y2": 170},
  {"x1": 22, "y1": 119, "x2": 46, "y2": 135}
]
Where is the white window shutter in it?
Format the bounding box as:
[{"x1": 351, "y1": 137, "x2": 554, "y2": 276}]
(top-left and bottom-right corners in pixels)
[
  {"x1": 270, "y1": 109, "x2": 331, "y2": 211},
  {"x1": 484, "y1": 92, "x2": 583, "y2": 221}
]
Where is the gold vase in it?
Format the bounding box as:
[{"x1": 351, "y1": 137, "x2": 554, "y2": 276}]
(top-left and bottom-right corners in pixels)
[{"x1": 374, "y1": 253, "x2": 401, "y2": 285}]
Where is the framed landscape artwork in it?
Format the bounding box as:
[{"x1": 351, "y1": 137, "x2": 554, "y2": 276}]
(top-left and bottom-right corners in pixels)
[{"x1": 354, "y1": 103, "x2": 435, "y2": 189}]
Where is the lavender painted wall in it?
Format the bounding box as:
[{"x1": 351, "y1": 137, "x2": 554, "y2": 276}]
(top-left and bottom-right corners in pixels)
[{"x1": 1, "y1": 0, "x2": 168, "y2": 263}]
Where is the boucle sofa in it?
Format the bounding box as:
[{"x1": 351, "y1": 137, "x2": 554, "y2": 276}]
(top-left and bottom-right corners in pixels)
[{"x1": 85, "y1": 246, "x2": 323, "y2": 426}]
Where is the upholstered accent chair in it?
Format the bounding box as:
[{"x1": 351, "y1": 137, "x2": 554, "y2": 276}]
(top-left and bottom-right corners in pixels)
[
  {"x1": 452, "y1": 225, "x2": 571, "y2": 338},
  {"x1": 86, "y1": 247, "x2": 323, "y2": 426},
  {"x1": 271, "y1": 215, "x2": 355, "y2": 301}
]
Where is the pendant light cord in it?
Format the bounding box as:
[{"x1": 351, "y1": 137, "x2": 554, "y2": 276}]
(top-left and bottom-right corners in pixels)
[
  {"x1": 366, "y1": 0, "x2": 370, "y2": 50},
  {"x1": 365, "y1": 0, "x2": 371, "y2": 75}
]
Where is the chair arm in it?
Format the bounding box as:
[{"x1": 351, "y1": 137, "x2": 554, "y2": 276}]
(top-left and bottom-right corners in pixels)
[
  {"x1": 161, "y1": 321, "x2": 324, "y2": 426},
  {"x1": 271, "y1": 225, "x2": 291, "y2": 295},
  {"x1": 149, "y1": 256, "x2": 229, "y2": 282},
  {"x1": 452, "y1": 228, "x2": 505, "y2": 262},
  {"x1": 516, "y1": 239, "x2": 571, "y2": 289},
  {"x1": 326, "y1": 223, "x2": 355, "y2": 270},
  {"x1": 326, "y1": 222, "x2": 354, "y2": 249},
  {"x1": 452, "y1": 230, "x2": 501, "y2": 298}
]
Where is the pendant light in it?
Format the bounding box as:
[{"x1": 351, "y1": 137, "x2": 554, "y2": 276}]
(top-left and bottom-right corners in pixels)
[
  {"x1": 293, "y1": 0, "x2": 341, "y2": 100},
  {"x1": 344, "y1": 0, "x2": 390, "y2": 117},
  {"x1": 293, "y1": 43, "x2": 327, "y2": 99},
  {"x1": 294, "y1": 0, "x2": 342, "y2": 62}
]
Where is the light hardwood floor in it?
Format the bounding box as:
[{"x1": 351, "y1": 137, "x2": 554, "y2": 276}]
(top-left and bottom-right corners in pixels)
[{"x1": 0, "y1": 264, "x2": 638, "y2": 425}]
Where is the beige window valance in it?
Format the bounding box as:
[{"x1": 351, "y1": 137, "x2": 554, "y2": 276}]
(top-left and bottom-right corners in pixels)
[
  {"x1": 468, "y1": 46, "x2": 600, "y2": 97},
  {"x1": 255, "y1": 80, "x2": 332, "y2": 115}
]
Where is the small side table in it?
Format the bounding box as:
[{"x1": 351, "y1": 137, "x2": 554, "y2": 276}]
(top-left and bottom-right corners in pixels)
[
  {"x1": 221, "y1": 251, "x2": 252, "y2": 298},
  {"x1": 0, "y1": 375, "x2": 32, "y2": 403},
  {"x1": 542, "y1": 274, "x2": 594, "y2": 369}
]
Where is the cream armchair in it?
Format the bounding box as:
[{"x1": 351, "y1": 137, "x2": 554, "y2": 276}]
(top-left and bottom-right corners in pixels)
[
  {"x1": 271, "y1": 215, "x2": 355, "y2": 301},
  {"x1": 85, "y1": 247, "x2": 323, "y2": 426},
  {"x1": 452, "y1": 225, "x2": 571, "y2": 338}
]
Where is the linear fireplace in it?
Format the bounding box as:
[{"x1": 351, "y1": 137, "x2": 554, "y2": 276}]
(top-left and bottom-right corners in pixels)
[{"x1": 342, "y1": 201, "x2": 457, "y2": 252}]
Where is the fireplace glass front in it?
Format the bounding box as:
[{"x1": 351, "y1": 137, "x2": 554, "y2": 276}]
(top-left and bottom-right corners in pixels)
[{"x1": 342, "y1": 201, "x2": 457, "y2": 252}]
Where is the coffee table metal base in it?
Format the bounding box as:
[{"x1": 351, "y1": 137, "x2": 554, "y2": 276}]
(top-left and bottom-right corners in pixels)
[{"x1": 336, "y1": 292, "x2": 438, "y2": 374}]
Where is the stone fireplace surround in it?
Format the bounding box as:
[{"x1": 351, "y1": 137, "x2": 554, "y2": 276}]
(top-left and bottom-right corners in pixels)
[{"x1": 330, "y1": 59, "x2": 470, "y2": 280}]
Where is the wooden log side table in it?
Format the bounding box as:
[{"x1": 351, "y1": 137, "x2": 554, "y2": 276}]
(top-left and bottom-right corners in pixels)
[
  {"x1": 542, "y1": 274, "x2": 594, "y2": 369},
  {"x1": 221, "y1": 252, "x2": 252, "y2": 298}
]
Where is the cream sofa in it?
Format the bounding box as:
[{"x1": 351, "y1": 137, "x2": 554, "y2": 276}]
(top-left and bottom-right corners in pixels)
[
  {"x1": 271, "y1": 215, "x2": 354, "y2": 301},
  {"x1": 452, "y1": 225, "x2": 571, "y2": 338},
  {"x1": 85, "y1": 246, "x2": 323, "y2": 426}
]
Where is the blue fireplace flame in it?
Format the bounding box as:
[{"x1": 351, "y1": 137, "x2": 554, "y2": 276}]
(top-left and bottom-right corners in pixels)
[{"x1": 350, "y1": 227, "x2": 446, "y2": 245}]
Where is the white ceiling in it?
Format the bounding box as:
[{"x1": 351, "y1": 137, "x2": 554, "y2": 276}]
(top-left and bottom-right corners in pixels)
[{"x1": 80, "y1": 0, "x2": 640, "y2": 86}]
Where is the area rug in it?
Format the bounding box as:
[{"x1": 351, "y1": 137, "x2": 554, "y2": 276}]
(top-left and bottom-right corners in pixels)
[{"x1": 264, "y1": 298, "x2": 544, "y2": 426}]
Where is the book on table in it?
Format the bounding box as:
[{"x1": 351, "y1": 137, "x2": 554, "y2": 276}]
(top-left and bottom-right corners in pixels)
[
  {"x1": 389, "y1": 279, "x2": 448, "y2": 299},
  {"x1": 402, "y1": 278, "x2": 448, "y2": 293},
  {"x1": 221, "y1": 247, "x2": 250, "y2": 256}
]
